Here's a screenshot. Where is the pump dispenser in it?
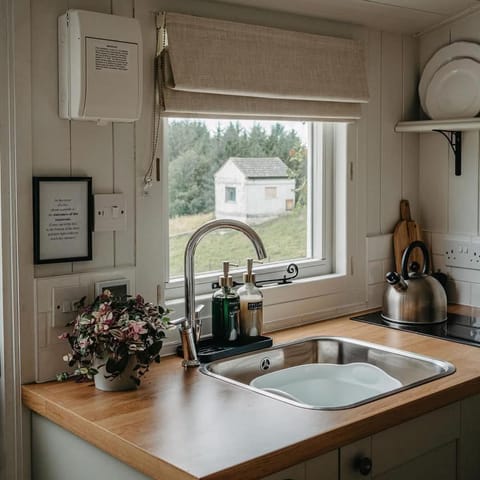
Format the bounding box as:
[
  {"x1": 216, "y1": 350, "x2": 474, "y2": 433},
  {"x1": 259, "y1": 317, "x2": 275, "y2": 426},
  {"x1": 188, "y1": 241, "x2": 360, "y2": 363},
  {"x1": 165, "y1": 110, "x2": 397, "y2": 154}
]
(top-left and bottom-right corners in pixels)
[
  {"x1": 212, "y1": 261, "x2": 240, "y2": 342},
  {"x1": 238, "y1": 258, "x2": 263, "y2": 337}
]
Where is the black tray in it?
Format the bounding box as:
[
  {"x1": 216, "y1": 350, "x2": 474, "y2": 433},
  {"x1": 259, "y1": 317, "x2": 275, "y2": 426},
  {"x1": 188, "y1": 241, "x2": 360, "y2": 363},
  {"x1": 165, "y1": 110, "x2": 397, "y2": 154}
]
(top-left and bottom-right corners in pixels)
[{"x1": 176, "y1": 335, "x2": 273, "y2": 363}]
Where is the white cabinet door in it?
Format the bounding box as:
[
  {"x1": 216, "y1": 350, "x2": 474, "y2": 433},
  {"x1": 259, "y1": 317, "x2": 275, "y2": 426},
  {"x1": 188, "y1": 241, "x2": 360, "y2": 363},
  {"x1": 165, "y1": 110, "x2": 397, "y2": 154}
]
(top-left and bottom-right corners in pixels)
[
  {"x1": 374, "y1": 441, "x2": 456, "y2": 480},
  {"x1": 371, "y1": 402, "x2": 460, "y2": 477},
  {"x1": 340, "y1": 437, "x2": 372, "y2": 480},
  {"x1": 305, "y1": 450, "x2": 338, "y2": 480},
  {"x1": 459, "y1": 393, "x2": 480, "y2": 480}
]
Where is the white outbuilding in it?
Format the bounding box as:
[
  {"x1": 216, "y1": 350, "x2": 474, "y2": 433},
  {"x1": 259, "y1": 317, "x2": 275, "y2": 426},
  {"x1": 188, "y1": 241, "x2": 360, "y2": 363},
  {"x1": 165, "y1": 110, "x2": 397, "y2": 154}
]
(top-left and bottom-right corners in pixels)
[{"x1": 214, "y1": 157, "x2": 295, "y2": 225}]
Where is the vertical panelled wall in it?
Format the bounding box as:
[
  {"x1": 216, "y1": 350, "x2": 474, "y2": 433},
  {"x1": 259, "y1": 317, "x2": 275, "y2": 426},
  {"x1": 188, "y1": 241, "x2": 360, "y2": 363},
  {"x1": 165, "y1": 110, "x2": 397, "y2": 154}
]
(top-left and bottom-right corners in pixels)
[
  {"x1": 31, "y1": 0, "x2": 136, "y2": 279},
  {"x1": 365, "y1": 32, "x2": 419, "y2": 308},
  {"x1": 366, "y1": 33, "x2": 420, "y2": 236},
  {"x1": 419, "y1": 11, "x2": 480, "y2": 306},
  {"x1": 30, "y1": 0, "x2": 417, "y2": 305}
]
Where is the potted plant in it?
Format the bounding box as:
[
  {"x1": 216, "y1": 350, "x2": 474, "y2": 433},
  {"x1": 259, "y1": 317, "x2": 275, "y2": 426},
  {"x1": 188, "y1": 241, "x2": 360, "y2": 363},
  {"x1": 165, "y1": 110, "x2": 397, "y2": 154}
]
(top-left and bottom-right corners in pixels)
[{"x1": 57, "y1": 290, "x2": 170, "y2": 391}]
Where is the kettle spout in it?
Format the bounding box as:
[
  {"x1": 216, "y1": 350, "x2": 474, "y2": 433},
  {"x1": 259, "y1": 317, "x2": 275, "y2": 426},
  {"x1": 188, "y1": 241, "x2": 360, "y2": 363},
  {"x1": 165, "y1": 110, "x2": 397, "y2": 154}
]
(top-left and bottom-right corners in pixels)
[{"x1": 386, "y1": 271, "x2": 408, "y2": 291}]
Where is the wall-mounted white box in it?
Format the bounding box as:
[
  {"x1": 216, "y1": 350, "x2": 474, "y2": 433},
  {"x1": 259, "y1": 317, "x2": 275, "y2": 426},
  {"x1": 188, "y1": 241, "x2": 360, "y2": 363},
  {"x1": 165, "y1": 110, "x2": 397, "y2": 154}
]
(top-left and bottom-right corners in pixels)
[{"x1": 58, "y1": 9, "x2": 143, "y2": 123}]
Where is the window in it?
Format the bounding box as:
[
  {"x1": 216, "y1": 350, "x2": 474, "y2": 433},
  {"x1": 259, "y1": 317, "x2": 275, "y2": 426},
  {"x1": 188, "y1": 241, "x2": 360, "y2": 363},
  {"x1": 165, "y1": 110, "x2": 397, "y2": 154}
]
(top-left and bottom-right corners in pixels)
[
  {"x1": 165, "y1": 119, "x2": 344, "y2": 298},
  {"x1": 264, "y1": 187, "x2": 277, "y2": 199},
  {"x1": 225, "y1": 187, "x2": 236, "y2": 203}
]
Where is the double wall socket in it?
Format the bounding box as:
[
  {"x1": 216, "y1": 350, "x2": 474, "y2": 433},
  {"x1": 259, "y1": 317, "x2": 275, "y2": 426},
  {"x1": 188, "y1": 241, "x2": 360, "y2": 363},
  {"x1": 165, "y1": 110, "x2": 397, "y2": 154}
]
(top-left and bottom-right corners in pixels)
[
  {"x1": 444, "y1": 237, "x2": 480, "y2": 270},
  {"x1": 52, "y1": 285, "x2": 89, "y2": 328}
]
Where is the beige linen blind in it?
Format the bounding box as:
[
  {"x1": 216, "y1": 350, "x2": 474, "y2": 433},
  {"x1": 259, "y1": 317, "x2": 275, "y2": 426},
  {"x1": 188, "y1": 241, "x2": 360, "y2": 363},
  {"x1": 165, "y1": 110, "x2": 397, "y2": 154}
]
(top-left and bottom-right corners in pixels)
[{"x1": 159, "y1": 12, "x2": 369, "y2": 121}]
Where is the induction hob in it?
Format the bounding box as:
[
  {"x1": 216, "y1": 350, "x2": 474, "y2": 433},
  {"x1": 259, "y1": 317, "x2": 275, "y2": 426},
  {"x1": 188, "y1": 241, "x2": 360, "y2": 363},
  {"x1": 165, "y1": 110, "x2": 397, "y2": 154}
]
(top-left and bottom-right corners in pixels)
[{"x1": 351, "y1": 311, "x2": 480, "y2": 348}]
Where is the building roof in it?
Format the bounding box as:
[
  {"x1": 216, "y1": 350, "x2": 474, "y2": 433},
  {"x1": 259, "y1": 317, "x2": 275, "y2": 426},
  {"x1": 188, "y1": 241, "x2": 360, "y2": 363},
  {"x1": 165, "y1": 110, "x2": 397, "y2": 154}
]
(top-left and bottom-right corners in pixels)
[{"x1": 228, "y1": 157, "x2": 289, "y2": 178}]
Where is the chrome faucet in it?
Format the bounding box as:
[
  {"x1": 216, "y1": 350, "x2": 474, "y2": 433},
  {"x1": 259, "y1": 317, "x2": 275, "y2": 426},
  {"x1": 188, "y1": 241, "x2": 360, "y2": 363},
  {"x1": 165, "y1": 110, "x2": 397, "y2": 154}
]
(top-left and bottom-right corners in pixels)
[{"x1": 172, "y1": 219, "x2": 267, "y2": 368}]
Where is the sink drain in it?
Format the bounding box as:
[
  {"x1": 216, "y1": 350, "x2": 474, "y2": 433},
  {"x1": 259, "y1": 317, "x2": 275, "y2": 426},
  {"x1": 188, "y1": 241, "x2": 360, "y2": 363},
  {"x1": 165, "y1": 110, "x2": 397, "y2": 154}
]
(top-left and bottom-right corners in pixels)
[{"x1": 260, "y1": 357, "x2": 271, "y2": 370}]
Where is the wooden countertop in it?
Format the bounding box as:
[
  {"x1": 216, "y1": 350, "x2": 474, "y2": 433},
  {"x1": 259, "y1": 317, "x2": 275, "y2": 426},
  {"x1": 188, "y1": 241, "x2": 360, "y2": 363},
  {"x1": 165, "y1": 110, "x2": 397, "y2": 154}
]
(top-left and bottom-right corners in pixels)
[{"x1": 22, "y1": 309, "x2": 480, "y2": 480}]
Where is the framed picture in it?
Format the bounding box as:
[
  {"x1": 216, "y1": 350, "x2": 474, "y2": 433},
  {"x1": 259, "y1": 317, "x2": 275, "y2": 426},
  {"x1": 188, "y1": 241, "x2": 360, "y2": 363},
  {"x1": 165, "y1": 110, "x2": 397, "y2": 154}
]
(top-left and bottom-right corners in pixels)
[{"x1": 33, "y1": 177, "x2": 93, "y2": 264}]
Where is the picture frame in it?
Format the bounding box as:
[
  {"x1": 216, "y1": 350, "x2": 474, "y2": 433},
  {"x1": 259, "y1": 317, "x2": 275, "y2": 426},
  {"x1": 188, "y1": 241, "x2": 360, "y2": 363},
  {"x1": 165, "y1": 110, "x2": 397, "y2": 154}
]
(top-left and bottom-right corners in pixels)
[{"x1": 33, "y1": 177, "x2": 93, "y2": 264}]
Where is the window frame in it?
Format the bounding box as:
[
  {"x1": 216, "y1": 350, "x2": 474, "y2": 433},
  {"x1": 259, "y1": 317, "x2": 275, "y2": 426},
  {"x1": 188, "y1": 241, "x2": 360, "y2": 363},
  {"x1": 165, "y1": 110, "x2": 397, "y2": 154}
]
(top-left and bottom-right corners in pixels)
[
  {"x1": 162, "y1": 120, "x2": 339, "y2": 303},
  {"x1": 225, "y1": 186, "x2": 237, "y2": 203}
]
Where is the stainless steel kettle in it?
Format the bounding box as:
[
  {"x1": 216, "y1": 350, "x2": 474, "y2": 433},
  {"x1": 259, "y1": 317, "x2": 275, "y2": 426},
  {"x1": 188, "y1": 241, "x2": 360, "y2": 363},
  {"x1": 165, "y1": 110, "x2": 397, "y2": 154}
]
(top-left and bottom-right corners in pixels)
[{"x1": 382, "y1": 240, "x2": 447, "y2": 324}]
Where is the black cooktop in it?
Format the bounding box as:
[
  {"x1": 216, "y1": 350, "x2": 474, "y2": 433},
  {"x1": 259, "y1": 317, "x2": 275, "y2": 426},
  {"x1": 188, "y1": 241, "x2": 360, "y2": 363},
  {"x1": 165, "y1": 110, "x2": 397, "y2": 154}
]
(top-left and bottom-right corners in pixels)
[{"x1": 351, "y1": 311, "x2": 480, "y2": 348}]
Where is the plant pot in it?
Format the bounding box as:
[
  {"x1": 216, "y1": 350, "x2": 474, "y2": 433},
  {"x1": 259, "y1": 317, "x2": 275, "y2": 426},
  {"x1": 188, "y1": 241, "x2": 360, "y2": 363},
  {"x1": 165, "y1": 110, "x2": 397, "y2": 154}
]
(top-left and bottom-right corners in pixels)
[{"x1": 93, "y1": 355, "x2": 138, "y2": 392}]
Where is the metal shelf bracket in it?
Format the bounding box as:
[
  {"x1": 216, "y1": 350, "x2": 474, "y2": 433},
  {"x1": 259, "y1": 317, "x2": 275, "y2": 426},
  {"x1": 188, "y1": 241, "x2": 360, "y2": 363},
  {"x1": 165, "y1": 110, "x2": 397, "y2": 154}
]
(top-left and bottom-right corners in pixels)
[{"x1": 433, "y1": 129, "x2": 462, "y2": 176}]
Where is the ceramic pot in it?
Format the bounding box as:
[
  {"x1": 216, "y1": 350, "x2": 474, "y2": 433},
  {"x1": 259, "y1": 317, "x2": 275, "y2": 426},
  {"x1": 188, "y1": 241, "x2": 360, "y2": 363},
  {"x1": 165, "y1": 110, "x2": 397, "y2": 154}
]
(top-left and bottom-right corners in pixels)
[{"x1": 93, "y1": 355, "x2": 138, "y2": 392}]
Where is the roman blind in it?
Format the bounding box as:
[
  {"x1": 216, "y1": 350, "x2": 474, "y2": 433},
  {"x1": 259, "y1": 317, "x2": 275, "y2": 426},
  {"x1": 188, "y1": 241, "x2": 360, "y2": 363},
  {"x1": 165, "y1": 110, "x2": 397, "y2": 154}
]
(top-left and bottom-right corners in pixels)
[{"x1": 159, "y1": 12, "x2": 369, "y2": 121}]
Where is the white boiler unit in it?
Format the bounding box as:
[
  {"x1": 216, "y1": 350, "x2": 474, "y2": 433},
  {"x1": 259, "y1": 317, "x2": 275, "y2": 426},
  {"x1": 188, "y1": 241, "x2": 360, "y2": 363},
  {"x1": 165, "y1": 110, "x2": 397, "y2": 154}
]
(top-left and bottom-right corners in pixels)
[{"x1": 58, "y1": 9, "x2": 143, "y2": 123}]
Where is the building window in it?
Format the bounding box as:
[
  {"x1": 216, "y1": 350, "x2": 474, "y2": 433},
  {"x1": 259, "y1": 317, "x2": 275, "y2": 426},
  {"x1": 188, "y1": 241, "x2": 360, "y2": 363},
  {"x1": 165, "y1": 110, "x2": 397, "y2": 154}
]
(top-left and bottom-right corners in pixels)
[
  {"x1": 225, "y1": 186, "x2": 236, "y2": 203},
  {"x1": 164, "y1": 118, "x2": 346, "y2": 300},
  {"x1": 265, "y1": 186, "x2": 277, "y2": 199}
]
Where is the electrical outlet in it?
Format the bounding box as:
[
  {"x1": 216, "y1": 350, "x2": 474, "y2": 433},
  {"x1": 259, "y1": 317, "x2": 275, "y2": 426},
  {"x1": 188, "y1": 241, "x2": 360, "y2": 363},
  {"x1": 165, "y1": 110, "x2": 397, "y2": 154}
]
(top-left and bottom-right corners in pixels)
[
  {"x1": 444, "y1": 238, "x2": 480, "y2": 270},
  {"x1": 52, "y1": 285, "x2": 89, "y2": 328}
]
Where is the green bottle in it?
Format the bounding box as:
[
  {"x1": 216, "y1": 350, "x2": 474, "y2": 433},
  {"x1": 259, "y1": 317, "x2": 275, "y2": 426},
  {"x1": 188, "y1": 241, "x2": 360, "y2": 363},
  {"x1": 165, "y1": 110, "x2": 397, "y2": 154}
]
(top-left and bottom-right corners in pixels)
[{"x1": 212, "y1": 262, "x2": 240, "y2": 343}]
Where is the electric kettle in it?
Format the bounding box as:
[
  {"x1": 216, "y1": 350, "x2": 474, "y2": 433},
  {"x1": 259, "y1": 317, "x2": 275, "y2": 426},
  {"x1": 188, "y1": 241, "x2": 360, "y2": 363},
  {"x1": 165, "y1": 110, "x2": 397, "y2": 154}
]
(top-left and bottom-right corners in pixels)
[{"x1": 382, "y1": 240, "x2": 447, "y2": 324}]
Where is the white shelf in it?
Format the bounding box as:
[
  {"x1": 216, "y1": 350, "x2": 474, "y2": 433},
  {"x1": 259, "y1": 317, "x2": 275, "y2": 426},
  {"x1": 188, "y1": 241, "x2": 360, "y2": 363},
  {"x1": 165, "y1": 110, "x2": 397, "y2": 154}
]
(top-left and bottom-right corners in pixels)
[{"x1": 395, "y1": 118, "x2": 480, "y2": 133}]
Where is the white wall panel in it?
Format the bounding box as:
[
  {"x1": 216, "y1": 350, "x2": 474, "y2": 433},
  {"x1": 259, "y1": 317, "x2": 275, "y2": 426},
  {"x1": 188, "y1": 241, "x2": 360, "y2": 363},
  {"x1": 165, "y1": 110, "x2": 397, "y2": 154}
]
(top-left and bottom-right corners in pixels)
[
  {"x1": 448, "y1": 131, "x2": 478, "y2": 234},
  {"x1": 32, "y1": 0, "x2": 72, "y2": 278},
  {"x1": 419, "y1": 133, "x2": 449, "y2": 232},
  {"x1": 419, "y1": 10, "x2": 480, "y2": 301},
  {"x1": 380, "y1": 33, "x2": 403, "y2": 234},
  {"x1": 31, "y1": 0, "x2": 137, "y2": 277},
  {"x1": 366, "y1": 30, "x2": 382, "y2": 236},
  {"x1": 401, "y1": 36, "x2": 420, "y2": 219},
  {"x1": 450, "y1": 9, "x2": 480, "y2": 43}
]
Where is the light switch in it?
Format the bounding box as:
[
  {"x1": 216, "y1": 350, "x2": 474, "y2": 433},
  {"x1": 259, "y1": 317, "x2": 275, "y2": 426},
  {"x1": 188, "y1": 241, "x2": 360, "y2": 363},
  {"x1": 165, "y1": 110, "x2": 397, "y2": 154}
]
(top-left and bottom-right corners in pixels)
[{"x1": 94, "y1": 194, "x2": 127, "y2": 232}]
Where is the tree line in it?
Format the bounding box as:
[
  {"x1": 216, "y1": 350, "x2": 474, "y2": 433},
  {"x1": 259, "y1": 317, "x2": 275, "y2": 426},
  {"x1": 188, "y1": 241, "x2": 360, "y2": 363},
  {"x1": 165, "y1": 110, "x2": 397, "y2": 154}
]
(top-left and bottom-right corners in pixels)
[{"x1": 167, "y1": 120, "x2": 307, "y2": 218}]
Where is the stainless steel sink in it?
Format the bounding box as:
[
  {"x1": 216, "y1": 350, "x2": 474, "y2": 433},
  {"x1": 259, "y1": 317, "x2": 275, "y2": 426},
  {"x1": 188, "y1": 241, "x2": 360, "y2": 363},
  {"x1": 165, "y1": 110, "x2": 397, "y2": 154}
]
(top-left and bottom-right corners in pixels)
[{"x1": 200, "y1": 336, "x2": 455, "y2": 410}]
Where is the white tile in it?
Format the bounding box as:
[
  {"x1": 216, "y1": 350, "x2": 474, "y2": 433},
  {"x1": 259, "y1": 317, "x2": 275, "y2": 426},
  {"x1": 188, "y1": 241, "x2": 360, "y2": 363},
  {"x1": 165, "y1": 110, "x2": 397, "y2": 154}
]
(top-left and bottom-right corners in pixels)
[
  {"x1": 447, "y1": 267, "x2": 480, "y2": 284},
  {"x1": 446, "y1": 280, "x2": 471, "y2": 306},
  {"x1": 368, "y1": 283, "x2": 385, "y2": 309},
  {"x1": 382, "y1": 258, "x2": 395, "y2": 276},
  {"x1": 471, "y1": 283, "x2": 480, "y2": 308},
  {"x1": 368, "y1": 260, "x2": 384, "y2": 285},
  {"x1": 432, "y1": 254, "x2": 447, "y2": 273},
  {"x1": 431, "y1": 232, "x2": 446, "y2": 255}
]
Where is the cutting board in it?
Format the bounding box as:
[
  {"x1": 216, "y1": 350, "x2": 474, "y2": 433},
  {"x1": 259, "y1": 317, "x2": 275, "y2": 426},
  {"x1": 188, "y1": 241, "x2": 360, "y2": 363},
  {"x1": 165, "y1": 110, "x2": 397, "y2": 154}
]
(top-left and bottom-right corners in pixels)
[{"x1": 393, "y1": 200, "x2": 424, "y2": 273}]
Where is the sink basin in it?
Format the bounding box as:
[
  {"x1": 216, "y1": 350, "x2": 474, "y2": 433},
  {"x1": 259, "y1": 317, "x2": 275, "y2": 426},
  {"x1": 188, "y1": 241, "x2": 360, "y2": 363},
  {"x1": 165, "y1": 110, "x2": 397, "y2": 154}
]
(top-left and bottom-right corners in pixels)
[
  {"x1": 250, "y1": 362, "x2": 402, "y2": 408},
  {"x1": 200, "y1": 336, "x2": 455, "y2": 410}
]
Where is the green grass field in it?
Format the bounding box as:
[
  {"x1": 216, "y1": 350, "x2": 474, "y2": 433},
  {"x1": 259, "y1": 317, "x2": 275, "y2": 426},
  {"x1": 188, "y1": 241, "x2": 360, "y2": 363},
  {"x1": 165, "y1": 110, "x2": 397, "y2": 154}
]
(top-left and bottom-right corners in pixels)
[{"x1": 169, "y1": 207, "x2": 307, "y2": 277}]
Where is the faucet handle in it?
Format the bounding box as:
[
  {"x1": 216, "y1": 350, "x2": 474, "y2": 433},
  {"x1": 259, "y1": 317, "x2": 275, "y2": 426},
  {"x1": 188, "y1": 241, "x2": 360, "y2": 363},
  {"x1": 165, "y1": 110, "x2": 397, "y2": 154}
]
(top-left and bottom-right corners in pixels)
[
  {"x1": 168, "y1": 316, "x2": 187, "y2": 328},
  {"x1": 195, "y1": 304, "x2": 205, "y2": 318}
]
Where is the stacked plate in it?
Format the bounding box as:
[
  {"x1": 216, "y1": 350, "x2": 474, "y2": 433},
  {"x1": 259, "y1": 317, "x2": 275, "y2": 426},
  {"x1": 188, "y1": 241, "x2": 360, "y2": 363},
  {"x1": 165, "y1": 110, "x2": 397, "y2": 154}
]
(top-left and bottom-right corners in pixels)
[{"x1": 419, "y1": 41, "x2": 480, "y2": 120}]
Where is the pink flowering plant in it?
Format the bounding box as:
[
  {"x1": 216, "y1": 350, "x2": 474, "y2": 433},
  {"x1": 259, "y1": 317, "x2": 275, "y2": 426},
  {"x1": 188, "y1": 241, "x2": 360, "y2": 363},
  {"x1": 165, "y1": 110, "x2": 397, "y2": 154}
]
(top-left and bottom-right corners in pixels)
[{"x1": 57, "y1": 290, "x2": 170, "y2": 385}]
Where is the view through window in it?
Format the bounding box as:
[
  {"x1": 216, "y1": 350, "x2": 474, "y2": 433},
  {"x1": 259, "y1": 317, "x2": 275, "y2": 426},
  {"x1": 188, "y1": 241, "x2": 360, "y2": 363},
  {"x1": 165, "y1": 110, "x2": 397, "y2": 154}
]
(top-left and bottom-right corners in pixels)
[{"x1": 167, "y1": 119, "x2": 312, "y2": 278}]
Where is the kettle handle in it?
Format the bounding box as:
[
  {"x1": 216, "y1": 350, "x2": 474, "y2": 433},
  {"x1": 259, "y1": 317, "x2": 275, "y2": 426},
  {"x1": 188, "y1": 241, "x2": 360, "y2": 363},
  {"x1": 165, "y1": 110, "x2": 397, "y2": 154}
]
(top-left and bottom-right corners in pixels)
[{"x1": 401, "y1": 240, "x2": 430, "y2": 279}]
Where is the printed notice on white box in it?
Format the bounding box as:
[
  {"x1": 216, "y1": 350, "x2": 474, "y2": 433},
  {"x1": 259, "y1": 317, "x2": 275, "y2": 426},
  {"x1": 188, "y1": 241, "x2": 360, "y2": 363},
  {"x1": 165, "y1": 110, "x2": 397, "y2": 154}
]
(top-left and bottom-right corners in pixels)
[
  {"x1": 84, "y1": 37, "x2": 139, "y2": 119},
  {"x1": 38, "y1": 181, "x2": 90, "y2": 261}
]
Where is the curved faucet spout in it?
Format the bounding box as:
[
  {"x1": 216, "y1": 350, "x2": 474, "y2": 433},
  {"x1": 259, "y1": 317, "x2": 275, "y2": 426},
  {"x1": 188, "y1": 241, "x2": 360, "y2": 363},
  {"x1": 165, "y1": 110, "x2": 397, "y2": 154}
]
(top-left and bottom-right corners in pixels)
[{"x1": 180, "y1": 219, "x2": 267, "y2": 368}]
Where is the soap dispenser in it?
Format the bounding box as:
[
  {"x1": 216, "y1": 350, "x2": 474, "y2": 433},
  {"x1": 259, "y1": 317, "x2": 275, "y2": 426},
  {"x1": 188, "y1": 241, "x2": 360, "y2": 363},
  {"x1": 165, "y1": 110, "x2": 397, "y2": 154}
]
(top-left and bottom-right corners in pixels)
[
  {"x1": 238, "y1": 258, "x2": 263, "y2": 337},
  {"x1": 212, "y1": 261, "x2": 240, "y2": 343}
]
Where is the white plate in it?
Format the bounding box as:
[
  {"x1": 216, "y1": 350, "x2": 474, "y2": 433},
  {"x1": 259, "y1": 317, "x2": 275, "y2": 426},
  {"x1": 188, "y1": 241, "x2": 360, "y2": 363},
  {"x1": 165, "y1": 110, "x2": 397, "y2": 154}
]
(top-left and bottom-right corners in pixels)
[
  {"x1": 425, "y1": 58, "x2": 480, "y2": 120},
  {"x1": 419, "y1": 41, "x2": 480, "y2": 116}
]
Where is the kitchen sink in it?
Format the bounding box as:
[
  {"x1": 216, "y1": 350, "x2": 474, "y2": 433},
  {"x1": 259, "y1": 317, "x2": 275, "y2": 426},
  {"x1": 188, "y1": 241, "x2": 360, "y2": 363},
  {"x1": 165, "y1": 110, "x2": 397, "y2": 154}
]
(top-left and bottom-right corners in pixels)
[{"x1": 200, "y1": 336, "x2": 455, "y2": 410}]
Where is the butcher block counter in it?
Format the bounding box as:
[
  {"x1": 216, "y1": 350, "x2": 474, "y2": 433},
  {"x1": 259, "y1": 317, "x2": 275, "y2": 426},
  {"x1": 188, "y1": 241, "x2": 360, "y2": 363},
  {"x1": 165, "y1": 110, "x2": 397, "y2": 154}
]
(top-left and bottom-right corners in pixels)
[{"x1": 22, "y1": 309, "x2": 480, "y2": 480}]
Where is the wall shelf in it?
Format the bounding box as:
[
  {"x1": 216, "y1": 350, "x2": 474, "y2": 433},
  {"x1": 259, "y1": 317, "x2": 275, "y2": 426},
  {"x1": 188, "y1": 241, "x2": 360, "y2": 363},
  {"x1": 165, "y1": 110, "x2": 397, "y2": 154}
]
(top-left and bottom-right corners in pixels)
[{"x1": 395, "y1": 118, "x2": 480, "y2": 176}]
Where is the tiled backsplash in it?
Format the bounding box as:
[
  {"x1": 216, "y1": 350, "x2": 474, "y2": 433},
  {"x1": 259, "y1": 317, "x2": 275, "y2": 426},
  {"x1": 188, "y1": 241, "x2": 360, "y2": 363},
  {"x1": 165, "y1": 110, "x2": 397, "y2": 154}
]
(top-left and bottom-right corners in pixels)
[
  {"x1": 366, "y1": 234, "x2": 394, "y2": 309},
  {"x1": 367, "y1": 232, "x2": 480, "y2": 310}
]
